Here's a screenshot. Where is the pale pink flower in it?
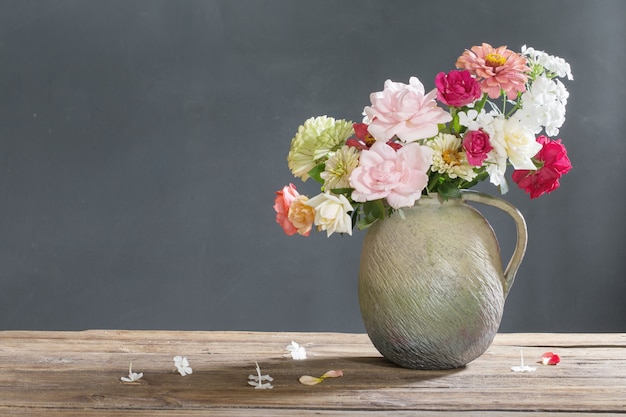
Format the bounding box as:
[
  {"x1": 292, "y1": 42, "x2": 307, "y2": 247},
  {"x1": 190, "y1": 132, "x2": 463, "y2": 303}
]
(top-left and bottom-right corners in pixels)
[
  {"x1": 349, "y1": 141, "x2": 433, "y2": 209},
  {"x1": 456, "y1": 43, "x2": 529, "y2": 100},
  {"x1": 363, "y1": 77, "x2": 452, "y2": 143}
]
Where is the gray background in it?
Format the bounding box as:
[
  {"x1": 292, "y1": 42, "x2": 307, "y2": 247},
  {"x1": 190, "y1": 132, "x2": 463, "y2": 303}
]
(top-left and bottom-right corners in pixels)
[{"x1": 0, "y1": 0, "x2": 624, "y2": 332}]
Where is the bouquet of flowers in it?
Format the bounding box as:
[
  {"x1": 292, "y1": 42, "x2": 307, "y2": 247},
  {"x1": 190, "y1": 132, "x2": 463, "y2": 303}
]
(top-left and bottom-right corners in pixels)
[{"x1": 274, "y1": 43, "x2": 573, "y2": 237}]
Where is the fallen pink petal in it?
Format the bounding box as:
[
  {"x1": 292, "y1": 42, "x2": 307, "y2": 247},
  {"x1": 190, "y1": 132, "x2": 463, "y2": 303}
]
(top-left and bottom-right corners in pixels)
[
  {"x1": 299, "y1": 375, "x2": 324, "y2": 385},
  {"x1": 321, "y1": 370, "x2": 343, "y2": 378},
  {"x1": 540, "y1": 352, "x2": 561, "y2": 365},
  {"x1": 299, "y1": 370, "x2": 343, "y2": 385}
]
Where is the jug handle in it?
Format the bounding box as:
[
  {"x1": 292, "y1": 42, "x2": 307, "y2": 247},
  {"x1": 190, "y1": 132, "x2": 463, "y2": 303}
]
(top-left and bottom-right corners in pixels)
[{"x1": 460, "y1": 190, "x2": 528, "y2": 298}]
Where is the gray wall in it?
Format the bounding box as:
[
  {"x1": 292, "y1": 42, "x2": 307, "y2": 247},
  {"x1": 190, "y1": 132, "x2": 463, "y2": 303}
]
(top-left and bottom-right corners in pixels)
[{"x1": 0, "y1": 0, "x2": 624, "y2": 332}]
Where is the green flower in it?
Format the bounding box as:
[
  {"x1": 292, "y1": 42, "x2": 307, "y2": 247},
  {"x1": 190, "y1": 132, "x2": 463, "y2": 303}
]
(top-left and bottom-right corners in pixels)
[{"x1": 287, "y1": 116, "x2": 353, "y2": 181}]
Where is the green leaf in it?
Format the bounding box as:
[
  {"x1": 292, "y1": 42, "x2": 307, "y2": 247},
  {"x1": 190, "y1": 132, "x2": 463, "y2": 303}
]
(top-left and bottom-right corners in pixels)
[
  {"x1": 437, "y1": 181, "x2": 462, "y2": 201},
  {"x1": 329, "y1": 187, "x2": 353, "y2": 196},
  {"x1": 473, "y1": 93, "x2": 488, "y2": 114},
  {"x1": 357, "y1": 216, "x2": 377, "y2": 230},
  {"x1": 459, "y1": 170, "x2": 489, "y2": 189},
  {"x1": 427, "y1": 172, "x2": 442, "y2": 193},
  {"x1": 351, "y1": 205, "x2": 361, "y2": 230},
  {"x1": 307, "y1": 163, "x2": 326, "y2": 185},
  {"x1": 451, "y1": 111, "x2": 461, "y2": 134},
  {"x1": 363, "y1": 200, "x2": 385, "y2": 220},
  {"x1": 356, "y1": 200, "x2": 386, "y2": 229}
]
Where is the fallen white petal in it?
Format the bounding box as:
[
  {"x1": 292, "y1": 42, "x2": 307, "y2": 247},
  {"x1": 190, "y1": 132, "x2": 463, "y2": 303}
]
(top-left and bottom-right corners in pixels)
[
  {"x1": 511, "y1": 350, "x2": 536, "y2": 373},
  {"x1": 174, "y1": 356, "x2": 193, "y2": 376},
  {"x1": 286, "y1": 341, "x2": 307, "y2": 360},
  {"x1": 248, "y1": 361, "x2": 273, "y2": 389},
  {"x1": 121, "y1": 362, "x2": 143, "y2": 382}
]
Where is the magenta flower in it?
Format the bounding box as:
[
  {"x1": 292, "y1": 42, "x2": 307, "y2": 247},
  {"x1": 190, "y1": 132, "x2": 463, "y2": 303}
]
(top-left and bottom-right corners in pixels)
[
  {"x1": 364, "y1": 77, "x2": 452, "y2": 143},
  {"x1": 435, "y1": 70, "x2": 482, "y2": 107},
  {"x1": 512, "y1": 135, "x2": 572, "y2": 199},
  {"x1": 349, "y1": 141, "x2": 433, "y2": 209},
  {"x1": 462, "y1": 129, "x2": 493, "y2": 166}
]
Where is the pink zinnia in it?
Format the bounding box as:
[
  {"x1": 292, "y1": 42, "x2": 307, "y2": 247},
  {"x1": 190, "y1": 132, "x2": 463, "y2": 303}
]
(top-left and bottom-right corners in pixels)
[{"x1": 456, "y1": 43, "x2": 530, "y2": 100}]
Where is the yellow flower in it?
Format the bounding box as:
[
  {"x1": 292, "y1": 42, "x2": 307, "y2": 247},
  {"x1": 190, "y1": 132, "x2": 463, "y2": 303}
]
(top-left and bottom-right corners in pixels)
[{"x1": 287, "y1": 116, "x2": 353, "y2": 181}]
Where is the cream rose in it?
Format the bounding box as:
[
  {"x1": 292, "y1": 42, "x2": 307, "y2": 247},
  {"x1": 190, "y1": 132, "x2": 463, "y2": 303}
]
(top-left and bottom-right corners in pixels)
[{"x1": 306, "y1": 193, "x2": 353, "y2": 237}]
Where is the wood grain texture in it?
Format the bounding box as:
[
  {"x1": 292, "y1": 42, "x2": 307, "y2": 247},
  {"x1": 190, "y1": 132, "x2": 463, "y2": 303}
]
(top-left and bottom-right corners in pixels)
[{"x1": 0, "y1": 331, "x2": 625, "y2": 416}]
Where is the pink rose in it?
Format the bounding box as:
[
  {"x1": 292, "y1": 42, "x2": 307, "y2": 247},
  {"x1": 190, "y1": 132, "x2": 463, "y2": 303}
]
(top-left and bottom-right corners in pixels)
[
  {"x1": 463, "y1": 129, "x2": 493, "y2": 166},
  {"x1": 349, "y1": 141, "x2": 433, "y2": 209},
  {"x1": 274, "y1": 183, "x2": 301, "y2": 236},
  {"x1": 364, "y1": 77, "x2": 452, "y2": 143},
  {"x1": 288, "y1": 196, "x2": 315, "y2": 236},
  {"x1": 512, "y1": 135, "x2": 572, "y2": 199},
  {"x1": 535, "y1": 135, "x2": 572, "y2": 176},
  {"x1": 435, "y1": 70, "x2": 482, "y2": 107}
]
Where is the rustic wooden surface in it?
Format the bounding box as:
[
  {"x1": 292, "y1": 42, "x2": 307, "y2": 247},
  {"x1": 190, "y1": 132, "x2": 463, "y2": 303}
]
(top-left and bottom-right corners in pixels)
[{"x1": 0, "y1": 331, "x2": 624, "y2": 416}]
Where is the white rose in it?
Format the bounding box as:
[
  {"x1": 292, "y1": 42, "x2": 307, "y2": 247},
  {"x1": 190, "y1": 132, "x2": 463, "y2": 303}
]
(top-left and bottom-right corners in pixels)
[
  {"x1": 497, "y1": 118, "x2": 542, "y2": 170},
  {"x1": 306, "y1": 193, "x2": 353, "y2": 237}
]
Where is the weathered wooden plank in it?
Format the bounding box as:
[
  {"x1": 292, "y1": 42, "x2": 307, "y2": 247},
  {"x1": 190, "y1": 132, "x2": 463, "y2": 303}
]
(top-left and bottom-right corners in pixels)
[
  {"x1": 3, "y1": 409, "x2": 625, "y2": 417},
  {"x1": 0, "y1": 331, "x2": 624, "y2": 415},
  {"x1": 494, "y1": 332, "x2": 626, "y2": 347}
]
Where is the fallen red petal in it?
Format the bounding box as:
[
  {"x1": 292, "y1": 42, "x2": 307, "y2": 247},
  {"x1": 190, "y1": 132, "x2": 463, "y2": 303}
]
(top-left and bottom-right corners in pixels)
[{"x1": 540, "y1": 352, "x2": 560, "y2": 365}]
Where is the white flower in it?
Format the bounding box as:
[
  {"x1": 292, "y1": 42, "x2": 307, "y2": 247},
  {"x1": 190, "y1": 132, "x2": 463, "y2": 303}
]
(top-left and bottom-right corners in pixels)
[
  {"x1": 321, "y1": 145, "x2": 360, "y2": 191},
  {"x1": 173, "y1": 356, "x2": 193, "y2": 376},
  {"x1": 516, "y1": 75, "x2": 568, "y2": 137},
  {"x1": 120, "y1": 362, "x2": 143, "y2": 382},
  {"x1": 491, "y1": 118, "x2": 542, "y2": 170},
  {"x1": 285, "y1": 341, "x2": 307, "y2": 360},
  {"x1": 511, "y1": 350, "x2": 537, "y2": 373},
  {"x1": 248, "y1": 361, "x2": 273, "y2": 389},
  {"x1": 522, "y1": 45, "x2": 573, "y2": 80},
  {"x1": 457, "y1": 109, "x2": 479, "y2": 128},
  {"x1": 427, "y1": 133, "x2": 477, "y2": 182},
  {"x1": 306, "y1": 192, "x2": 353, "y2": 237}
]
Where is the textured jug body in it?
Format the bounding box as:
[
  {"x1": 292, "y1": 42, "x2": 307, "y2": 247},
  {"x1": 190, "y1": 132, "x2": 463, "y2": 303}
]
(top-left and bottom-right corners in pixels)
[{"x1": 358, "y1": 192, "x2": 526, "y2": 369}]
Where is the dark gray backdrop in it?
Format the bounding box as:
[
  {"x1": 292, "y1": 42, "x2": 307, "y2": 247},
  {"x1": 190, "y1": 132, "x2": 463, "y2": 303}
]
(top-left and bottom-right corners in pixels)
[{"x1": 1, "y1": 0, "x2": 624, "y2": 332}]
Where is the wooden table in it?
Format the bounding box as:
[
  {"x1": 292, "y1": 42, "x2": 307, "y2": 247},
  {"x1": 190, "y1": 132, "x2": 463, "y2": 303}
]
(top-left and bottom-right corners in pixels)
[{"x1": 0, "y1": 331, "x2": 624, "y2": 416}]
